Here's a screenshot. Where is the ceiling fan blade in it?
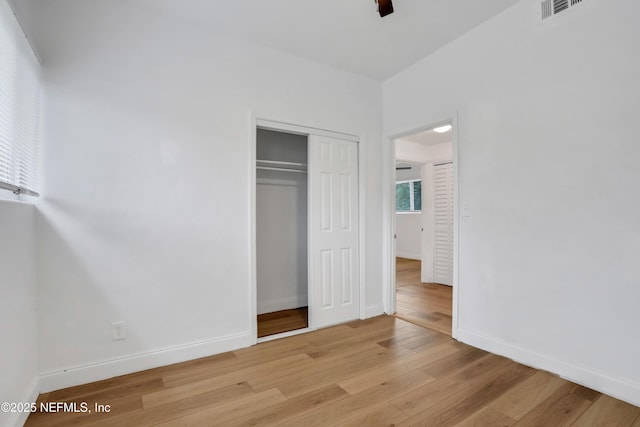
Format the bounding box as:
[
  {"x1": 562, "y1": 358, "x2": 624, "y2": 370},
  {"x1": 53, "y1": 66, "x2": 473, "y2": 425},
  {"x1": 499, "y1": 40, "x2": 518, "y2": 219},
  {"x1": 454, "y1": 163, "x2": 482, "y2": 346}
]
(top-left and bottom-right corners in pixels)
[{"x1": 378, "y1": 0, "x2": 394, "y2": 17}]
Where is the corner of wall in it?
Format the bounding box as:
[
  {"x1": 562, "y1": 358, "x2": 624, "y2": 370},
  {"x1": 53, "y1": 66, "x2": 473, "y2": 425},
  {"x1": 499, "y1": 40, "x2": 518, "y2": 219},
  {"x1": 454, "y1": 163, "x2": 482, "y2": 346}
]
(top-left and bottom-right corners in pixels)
[
  {"x1": 10, "y1": 377, "x2": 40, "y2": 427},
  {"x1": 457, "y1": 328, "x2": 640, "y2": 408}
]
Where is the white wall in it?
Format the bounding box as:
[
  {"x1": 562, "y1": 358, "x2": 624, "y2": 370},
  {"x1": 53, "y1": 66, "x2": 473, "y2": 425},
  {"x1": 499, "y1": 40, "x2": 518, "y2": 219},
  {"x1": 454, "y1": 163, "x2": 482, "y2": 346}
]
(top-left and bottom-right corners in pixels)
[
  {"x1": 395, "y1": 160, "x2": 422, "y2": 261},
  {"x1": 395, "y1": 157, "x2": 424, "y2": 261},
  {"x1": 395, "y1": 162, "x2": 422, "y2": 181},
  {"x1": 256, "y1": 130, "x2": 308, "y2": 314},
  {"x1": 396, "y1": 140, "x2": 452, "y2": 164},
  {"x1": 395, "y1": 213, "x2": 422, "y2": 260},
  {"x1": 384, "y1": 0, "x2": 640, "y2": 405},
  {"x1": 19, "y1": 0, "x2": 383, "y2": 391},
  {"x1": 0, "y1": 201, "x2": 39, "y2": 427}
]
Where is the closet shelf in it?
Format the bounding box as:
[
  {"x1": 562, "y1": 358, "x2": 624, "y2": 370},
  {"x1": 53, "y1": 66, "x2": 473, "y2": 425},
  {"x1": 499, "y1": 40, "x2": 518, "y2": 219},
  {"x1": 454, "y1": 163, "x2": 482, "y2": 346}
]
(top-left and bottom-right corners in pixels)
[{"x1": 256, "y1": 159, "x2": 308, "y2": 173}]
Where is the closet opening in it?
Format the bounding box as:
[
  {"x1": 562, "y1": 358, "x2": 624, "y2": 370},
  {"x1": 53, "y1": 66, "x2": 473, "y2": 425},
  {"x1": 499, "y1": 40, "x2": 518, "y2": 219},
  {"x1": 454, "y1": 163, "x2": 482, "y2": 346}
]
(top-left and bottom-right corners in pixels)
[
  {"x1": 252, "y1": 118, "x2": 361, "y2": 342},
  {"x1": 256, "y1": 128, "x2": 309, "y2": 338}
]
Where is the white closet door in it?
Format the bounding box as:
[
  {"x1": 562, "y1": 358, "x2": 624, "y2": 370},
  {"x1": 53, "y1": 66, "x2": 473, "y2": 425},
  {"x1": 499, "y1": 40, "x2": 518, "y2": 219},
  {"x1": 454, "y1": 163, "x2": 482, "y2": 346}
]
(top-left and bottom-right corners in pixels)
[
  {"x1": 309, "y1": 135, "x2": 359, "y2": 328},
  {"x1": 433, "y1": 163, "x2": 453, "y2": 286}
]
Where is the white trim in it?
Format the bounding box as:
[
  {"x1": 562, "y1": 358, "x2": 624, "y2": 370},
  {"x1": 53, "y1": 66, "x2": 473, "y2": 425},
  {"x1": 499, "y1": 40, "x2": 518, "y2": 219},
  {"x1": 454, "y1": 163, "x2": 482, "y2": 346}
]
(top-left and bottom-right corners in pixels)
[
  {"x1": 257, "y1": 327, "x2": 313, "y2": 343},
  {"x1": 249, "y1": 111, "x2": 258, "y2": 345},
  {"x1": 451, "y1": 112, "x2": 460, "y2": 339},
  {"x1": 7, "y1": 377, "x2": 39, "y2": 427},
  {"x1": 257, "y1": 296, "x2": 309, "y2": 315},
  {"x1": 382, "y1": 140, "x2": 397, "y2": 315},
  {"x1": 256, "y1": 119, "x2": 359, "y2": 142},
  {"x1": 457, "y1": 328, "x2": 640, "y2": 407},
  {"x1": 384, "y1": 113, "x2": 460, "y2": 339},
  {"x1": 358, "y1": 135, "x2": 367, "y2": 320},
  {"x1": 39, "y1": 332, "x2": 252, "y2": 393},
  {"x1": 395, "y1": 179, "x2": 422, "y2": 184},
  {"x1": 365, "y1": 303, "x2": 385, "y2": 318},
  {"x1": 306, "y1": 133, "x2": 315, "y2": 330}
]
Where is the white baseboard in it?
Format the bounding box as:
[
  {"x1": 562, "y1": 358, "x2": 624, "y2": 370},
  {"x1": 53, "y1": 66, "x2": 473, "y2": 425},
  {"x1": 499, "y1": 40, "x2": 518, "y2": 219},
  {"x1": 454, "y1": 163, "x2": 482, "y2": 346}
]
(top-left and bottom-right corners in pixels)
[
  {"x1": 8, "y1": 377, "x2": 39, "y2": 427},
  {"x1": 257, "y1": 296, "x2": 308, "y2": 315},
  {"x1": 457, "y1": 328, "x2": 640, "y2": 407},
  {"x1": 396, "y1": 252, "x2": 421, "y2": 260},
  {"x1": 39, "y1": 331, "x2": 252, "y2": 393}
]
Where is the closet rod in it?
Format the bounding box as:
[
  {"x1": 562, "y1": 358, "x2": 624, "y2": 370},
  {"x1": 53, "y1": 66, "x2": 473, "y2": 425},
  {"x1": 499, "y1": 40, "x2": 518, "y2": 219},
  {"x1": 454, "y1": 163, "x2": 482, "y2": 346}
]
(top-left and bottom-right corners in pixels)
[
  {"x1": 256, "y1": 159, "x2": 307, "y2": 168},
  {"x1": 257, "y1": 166, "x2": 307, "y2": 173}
]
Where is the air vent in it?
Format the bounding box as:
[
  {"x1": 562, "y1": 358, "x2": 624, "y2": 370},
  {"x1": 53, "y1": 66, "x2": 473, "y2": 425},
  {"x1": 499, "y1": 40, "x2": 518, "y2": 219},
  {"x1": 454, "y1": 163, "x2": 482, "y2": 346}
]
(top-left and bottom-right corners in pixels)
[
  {"x1": 541, "y1": 0, "x2": 584, "y2": 20},
  {"x1": 554, "y1": 0, "x2": 568, "y2": 13}
]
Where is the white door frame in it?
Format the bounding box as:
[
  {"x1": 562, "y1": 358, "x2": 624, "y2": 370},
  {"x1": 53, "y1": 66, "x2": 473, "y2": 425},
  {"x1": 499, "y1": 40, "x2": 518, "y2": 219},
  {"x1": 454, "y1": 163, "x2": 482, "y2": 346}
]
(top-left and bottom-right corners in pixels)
[
  {"x1": 383, "y1": 112, "x2": 460, "y2": 339},
  {"x1": 249, "y1": 113, "x2": 365, "y2": 344}
]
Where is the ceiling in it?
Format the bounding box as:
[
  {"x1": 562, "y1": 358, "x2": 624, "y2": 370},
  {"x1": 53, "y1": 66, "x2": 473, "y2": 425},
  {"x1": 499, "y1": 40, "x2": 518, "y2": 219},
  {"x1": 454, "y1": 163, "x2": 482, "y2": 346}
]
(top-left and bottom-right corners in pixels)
[
  {"x1": 398, "y1": 127, "x2": 452, "y2": 146},
  {"x1": 130, "y1": 0, "x2": 520, "y2": 80}
]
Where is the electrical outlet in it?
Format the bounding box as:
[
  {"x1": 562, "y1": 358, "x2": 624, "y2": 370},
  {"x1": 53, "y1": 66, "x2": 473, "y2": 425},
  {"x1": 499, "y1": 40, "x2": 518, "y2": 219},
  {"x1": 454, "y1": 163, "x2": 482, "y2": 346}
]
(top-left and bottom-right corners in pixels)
[{"x1": 111, "y1": 321, "x2": 126, "y2": 340}]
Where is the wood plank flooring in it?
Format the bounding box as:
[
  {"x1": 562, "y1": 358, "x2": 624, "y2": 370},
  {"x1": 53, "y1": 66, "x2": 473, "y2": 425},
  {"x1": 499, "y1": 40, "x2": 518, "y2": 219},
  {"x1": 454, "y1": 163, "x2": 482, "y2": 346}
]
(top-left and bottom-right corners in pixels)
[
  {"x1": 257, "y1": 307, "x2": 308, "y2": 338},
  {"x1": 26, "y1": 315, "x2": 639, "y2": 426},
  {"x1": 395, "y1": 257, "x2": 453, "y2": 335}
]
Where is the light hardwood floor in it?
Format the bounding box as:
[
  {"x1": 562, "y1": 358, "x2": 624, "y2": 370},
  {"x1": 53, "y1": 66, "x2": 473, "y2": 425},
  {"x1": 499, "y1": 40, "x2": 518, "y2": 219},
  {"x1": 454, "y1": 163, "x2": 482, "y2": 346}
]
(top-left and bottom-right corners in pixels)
[
  {"x1": 395, "y1": 257, "x2": 453, "y2": 335},
  {"x1": 26, "y1": 315, "x2": 639, "y2": 426},
  {"x1": 257, "y1": 307, "x2": 308, "y2": 338}
]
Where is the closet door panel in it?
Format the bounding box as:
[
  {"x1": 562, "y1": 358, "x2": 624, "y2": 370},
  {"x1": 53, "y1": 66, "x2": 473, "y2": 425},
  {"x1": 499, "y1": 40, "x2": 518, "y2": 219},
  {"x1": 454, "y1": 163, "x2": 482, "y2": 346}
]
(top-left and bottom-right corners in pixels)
[
  {"x1": 340, "y1": 247, "x2": 354, "y2": 305},
  {"x1": 310, "y1": 135, "x2": 359, "y2": 328},
  {"x1": 320, "y1": 249, "x2": 334, "y2": 309}
]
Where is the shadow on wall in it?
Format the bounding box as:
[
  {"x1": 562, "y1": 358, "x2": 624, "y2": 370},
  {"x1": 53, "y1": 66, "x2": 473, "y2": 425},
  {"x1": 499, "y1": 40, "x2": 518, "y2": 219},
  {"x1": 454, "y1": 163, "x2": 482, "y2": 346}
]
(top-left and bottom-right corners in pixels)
[
  {"x1": 34, "y1": 189, "x2": 258, "y2": 372},
  {"x1": 34, "y1": 200, "x2": 129, "y2": 373}
]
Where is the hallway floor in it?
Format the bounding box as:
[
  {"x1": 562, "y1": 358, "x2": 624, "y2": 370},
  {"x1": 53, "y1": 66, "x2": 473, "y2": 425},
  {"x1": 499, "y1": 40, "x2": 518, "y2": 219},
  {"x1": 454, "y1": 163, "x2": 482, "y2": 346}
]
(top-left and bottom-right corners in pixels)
[{"x1": 395, "y1": 257, "x2": 452, "y2": 336}]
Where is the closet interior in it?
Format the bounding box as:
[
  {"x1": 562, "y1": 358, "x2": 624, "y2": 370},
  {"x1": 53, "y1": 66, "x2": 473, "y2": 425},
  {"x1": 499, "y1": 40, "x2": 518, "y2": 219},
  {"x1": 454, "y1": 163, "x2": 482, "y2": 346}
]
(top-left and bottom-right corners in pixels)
[{"x1": 256, "y1": 128, "x2": 309, "y2": 338}]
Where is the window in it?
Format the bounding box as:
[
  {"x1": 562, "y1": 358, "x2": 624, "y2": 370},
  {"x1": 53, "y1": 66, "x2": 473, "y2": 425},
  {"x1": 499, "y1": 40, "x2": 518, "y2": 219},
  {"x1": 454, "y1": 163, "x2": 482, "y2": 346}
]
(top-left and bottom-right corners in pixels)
[
  {"x1": 396, "y1": 179, "x2": 421, "y2": 212},
  {"x1": 0, "y1": 1, "x2": 40, "y2": 197}
]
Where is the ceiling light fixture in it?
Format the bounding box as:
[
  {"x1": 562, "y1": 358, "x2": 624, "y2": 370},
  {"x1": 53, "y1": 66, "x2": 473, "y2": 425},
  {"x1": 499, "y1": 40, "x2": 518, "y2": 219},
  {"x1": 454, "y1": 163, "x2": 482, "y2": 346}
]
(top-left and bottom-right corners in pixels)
[{"x1": 433, "y1": 124, "x2": 452, "y2": 133}]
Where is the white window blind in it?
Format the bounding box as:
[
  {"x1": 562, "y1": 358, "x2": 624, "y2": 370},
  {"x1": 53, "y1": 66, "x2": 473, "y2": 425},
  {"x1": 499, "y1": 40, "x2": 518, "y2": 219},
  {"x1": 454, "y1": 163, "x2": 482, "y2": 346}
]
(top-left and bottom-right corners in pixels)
[{"x1": 0, "y1": 0, "x2": 40, "y2": 197}]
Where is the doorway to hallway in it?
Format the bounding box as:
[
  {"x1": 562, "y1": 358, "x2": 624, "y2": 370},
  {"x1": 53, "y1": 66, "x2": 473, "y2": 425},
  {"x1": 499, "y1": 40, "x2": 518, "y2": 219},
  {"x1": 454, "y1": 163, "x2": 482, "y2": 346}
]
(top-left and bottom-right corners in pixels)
[{"x1": 392, "y1": 122, "x2": 455, "y2": 336}]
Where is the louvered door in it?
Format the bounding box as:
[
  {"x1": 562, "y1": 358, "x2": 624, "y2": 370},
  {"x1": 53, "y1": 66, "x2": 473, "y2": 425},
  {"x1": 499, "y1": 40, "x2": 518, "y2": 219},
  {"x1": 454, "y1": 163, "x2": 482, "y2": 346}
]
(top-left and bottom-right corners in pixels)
[{"x1": 433, "y1": 163, "x2": 453, "y2": 286}]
